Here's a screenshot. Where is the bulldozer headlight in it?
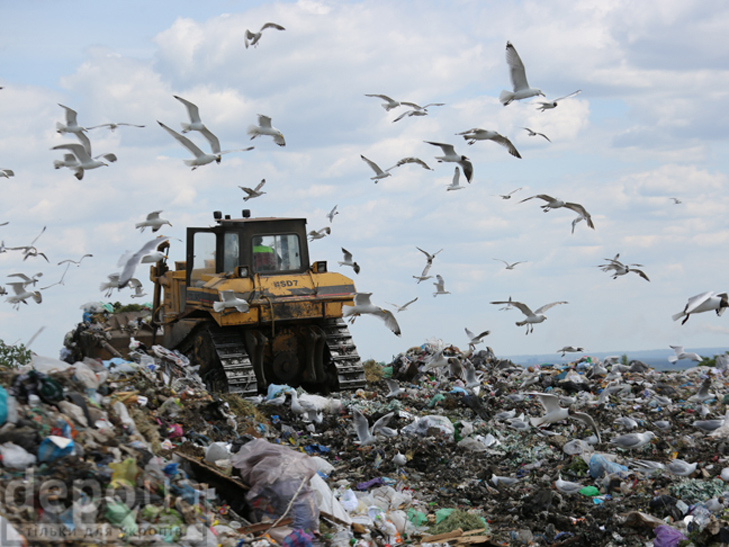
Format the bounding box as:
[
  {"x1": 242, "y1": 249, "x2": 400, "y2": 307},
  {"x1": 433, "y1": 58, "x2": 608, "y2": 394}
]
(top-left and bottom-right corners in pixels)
[
  {"x1": 312, "y1": 261, "x2": 327, "y2": 273},
  {"x1": 236, "y1": 265, "x2": 249, "y2": 278}
]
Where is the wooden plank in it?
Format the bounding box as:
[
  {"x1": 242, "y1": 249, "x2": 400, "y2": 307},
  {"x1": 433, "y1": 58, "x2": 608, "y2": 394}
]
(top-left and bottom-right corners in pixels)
[{"x1": 421, "y1": 528, "x2": 463, "y2": 543}]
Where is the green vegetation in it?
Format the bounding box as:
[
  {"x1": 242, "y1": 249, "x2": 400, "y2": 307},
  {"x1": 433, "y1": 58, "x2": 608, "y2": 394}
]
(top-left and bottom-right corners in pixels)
[{"x1": 0, "y1": 339, "x2": 32, "y2": 368}]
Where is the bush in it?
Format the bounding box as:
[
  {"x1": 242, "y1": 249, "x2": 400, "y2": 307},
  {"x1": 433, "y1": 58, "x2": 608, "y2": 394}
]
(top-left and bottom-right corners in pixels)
[{"x1": 0, "y1": 339, "x2": 31, "y2": 368}]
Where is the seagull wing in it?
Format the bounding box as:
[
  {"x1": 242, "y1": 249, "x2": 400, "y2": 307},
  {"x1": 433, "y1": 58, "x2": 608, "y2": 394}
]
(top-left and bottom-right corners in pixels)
[
  {"x1": 341, "y1": 248, "x2": 353, "y2": 263},
  {"x1": 396, "y1": 157, "x2": 432, "y2": 170},
  {"x1": 491, "y1": 299, "x2": 532, "y2": 317},
  {"x1": 174, "y1": 95, "x2": 202, "y2": 124},
  {"x1": 424, "y1": 141, "x2": 456, "y2": 156},
  {"x1": 491, "y1": 134, "x2": 521, "y2": 158},
  {"x1": 534, "y1": 301, "x2": 568, "y2": 315},
  {"x1": 372, "y1": 411, "x2": 395, "y2": 434},
  {"x1": 253, "y1": 179, "x2": 266, "y2": 192},
  {"x1": 257, "y1": 114, "x2": 273, "y2": 129},
  {"x1": 533, "y1": 392, "x2": 562, "y2": 414},
  {"x1": 564, "y1": 201, "x2": 591, "y2": 219},
  {"x1": 352, "y1": 292, "x2": 373, "y2": 308},
  {"x1": 158, "y1": 121, "x2": 206, "y2": 158},
  {"x1": 59, "y1": 104, "x2": 79, "y2": 126},
  {"x1": 378, "y1": 309, "x2": 401, "y2": 336},
  {"x1": 146, "y1": 211, "x2": 162, "y2": 221},
  {"x1": 684, "y1": 292, "x2": 715, "y2": 314},
  {"x1": 360, "y1": 155, "x2": 387, "y2": 175},
  {"x1": 52, "y1": 143, "x2": 92, "y2": 163},
  {"x1": 352, "y1": 408, "x2": 371, "y2": 444},
  {"x1": 552, "y1": 90, "x2": 581, "y2": 102},
  {"x1": 199, "y1": 126, "x2": 221, "y2": 154},
  {"x1": 260, "y1": 22, "x2": 285, "y2": 31},
  {"x1": 632, "y1": 268, "x2": 650, "y2": 281},
  {"x1": 505, "y1": 41, "x2": 530, "y2": 91},
  {"x1": 75, "y1": 131, "x2": 92, "y2": 155}
]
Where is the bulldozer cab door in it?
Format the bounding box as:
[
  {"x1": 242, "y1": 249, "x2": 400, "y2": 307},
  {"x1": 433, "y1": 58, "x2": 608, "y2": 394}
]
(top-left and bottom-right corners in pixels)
[{"x1": 187, "y1": 228, "x2": 218, "y2": 287}]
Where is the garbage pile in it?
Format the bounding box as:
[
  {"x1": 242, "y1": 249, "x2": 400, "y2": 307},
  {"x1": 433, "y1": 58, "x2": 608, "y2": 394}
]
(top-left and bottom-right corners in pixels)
[{"x1": 1, "y1": 336, "x2": 729, "y2": 546}]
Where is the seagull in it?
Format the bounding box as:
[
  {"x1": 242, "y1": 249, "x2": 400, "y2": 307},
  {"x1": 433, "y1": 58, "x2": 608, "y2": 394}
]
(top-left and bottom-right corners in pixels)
[
  {"x1": 51, "y1": 143, "x2": 110, "y2": 179},
  {"x1": 557, "y1": 346, "x2": 584, "y2": 357},
  {"x1": 688, "y1": 377, "x2": 715, "y2": 404},
  {"x1": 566, "y1": 202, "x2": 595, "y2": 233},
  {"x1": 446, "y1": 167, "x2": 465, "y2": 191},
  {"x1": 364, "y1": 94, "x2": 406, "y2": 111},
  {"x1": 100, "y1": 273, "x2": 121, "y2": 297},
  {"x1": 499, "y1": 41, "x2": 544, "y2": 106},
  {"x1": 174, "y1": 95, "x2": 210, "y2": 134},
  {"x1": 493, "y1": 258, "x2": 526, "y2": 270},
  {"x1": 158, "y1": 121, "x2": 224, "y2": 169},
  {"x1": 307, "y1": 227, "x2": 331, "y2": 241},
  {"x1": 666, "y1": 459, "x2": 697, "y2": 477},
  {"x1": 388, "y1": 157, "x2": 433, "y2": 171},
  {"x1": 53, "y1": 154, "x2": 80, "y2": 171},
  {"x1": 668, "y1": 345, "x2": 702, "y2": 364},
  {"x1": 417, "y1": 246, "x2": 443, "y2": 267},
  {"x1": 56, "y1": 104, "x2": 87, "y2": 135},
  {"x1": 490, "y1": 299, "x2": 568, "y2": 334},
  {"x1": 327, "y1": 205, "x2": 339, "y2": 223},
  {"x1": 338, "y1": 248, "x2": 360, "y2": 274},
  {"x1": 384, "y1": 378, "x2": 405, "y2": 398},
  {"x1": 424, "y1": 141, "x2": 473, "y2": 183},
  {"x1": 6, "y1": 226, "x2": 48, "y2": 262},
  {"x1": 554, "y1": 475, "x2": 583, "y2": 495},
  {"x1": 136, "y1": 211, "x2": 172, "y2": 233},
  {"x1": 455, "y1": 129, "x2": 521, "y2": 158},
  {"x1": 343, "y1": 292, "x2": 401, "y2": 336},
  {"x1": 609, "y1": 431, "x2": 656, "y2": 450},
  {"x1": 352, "y1": 408, "x2": 396, "y2": 445},
  {"x1": 672, "y1": 291, "x2": 729, "y2": 324},
  {"x1": 528, "y1": 392, "x2": 601, "y2": 441},
  {"x1": 393, "y1": 452, "x2": 408, "y2": 467},
  {"x1": 519, "y1": 193, "x2": 566, "y2": 211},
  {"x1": 213, "y1": 290, "x2": 250, "y2": 314},
  {"x1": 86, "y1": 122, "x2": 145, "y2": 131},
  {"x1": 117, "y1": 236, "x2": 170, "y2": 289},
  {"x1": 5, "y1": 282, "x2": 42, "y2": 309},
  {"x1": 360, "y1": 154, "x2": 392, "y2": 182},
  {"x1": 465, "y1": 328, "x2": 490, "y2": 350},
  {"x1": 490, "y1": 474, "x2": 519, "y2": 487},
  {"x1": 493, "y1": 187, "x2": 523, "y2": 199},
  {"x1": 522, "y1": 127, "x2": 551, "y2": 142},
  {"x1": 463, "y1": 360, "x2": 484, "y2": 390},
  {"x1": 412, "y1": 263, "x2": 433, "y2": 284},
  {"x1": 614, "y1": 416, "x2": 639, "y2": 430},
  {"x1": 386, "y1": 297, "x2": 418, "y2": 313},
  {"x1": 537, "y1": 90, "x2": 581, "y2": 111},
  {"x1": 40, "y1": 254, "x2": 92, "y2": 290},
  {"x1": 239, "y1": 179, "x2": 267, "y2": 202},
  {"x1": 391, "y1": 101, "x2": 445, "y2": 122},
  {"x1": 598, "y1": 255, "x2": 649, "y2": 281},
  {"x1": 127, "y1": 277, "x2": 147, "y2": 299},
  {"x1": 0, "y1": 169, "x2": 14, "y2": 178},
  {"x1": 7, "y1": 272, "x2": 43, "y2": 287},
  {"x1": 247, "y1": 114, "x2": 285, "y2": 146},
  {"x1": 244, "y1": 22, "x2": 285, "y2": 49},
  {"x1": 669, "y1": 197, "x2": 682, "y2": 204},
  {"x1": 433, "y1": 274, "x2": 450, "y2": 297}
]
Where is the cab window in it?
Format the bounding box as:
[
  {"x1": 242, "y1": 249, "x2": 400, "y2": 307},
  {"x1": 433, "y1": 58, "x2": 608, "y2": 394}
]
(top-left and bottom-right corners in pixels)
[{"x1": 252, "y1": 234, "x2": 301, "y2": 273}]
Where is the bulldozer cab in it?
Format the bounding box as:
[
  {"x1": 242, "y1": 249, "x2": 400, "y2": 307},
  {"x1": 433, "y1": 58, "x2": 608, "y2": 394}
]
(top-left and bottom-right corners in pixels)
[{"x1": 186, "y1": 215, "x2": 310, "y2": 287}]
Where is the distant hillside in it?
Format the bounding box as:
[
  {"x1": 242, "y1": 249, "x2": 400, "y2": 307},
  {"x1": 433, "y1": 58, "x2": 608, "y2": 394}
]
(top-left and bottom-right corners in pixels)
[{"x1": 505, "y1": 347, "x2": 728, "y2": 371}]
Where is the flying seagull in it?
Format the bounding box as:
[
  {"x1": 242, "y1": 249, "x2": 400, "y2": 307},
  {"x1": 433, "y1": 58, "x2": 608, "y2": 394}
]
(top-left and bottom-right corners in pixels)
[
  {"x1": 174, "y1": 95, "x2": 210, "y2": 134},
  {"x1": 158, "y1": 121, "x2": 252, "y2": 169},
  {"x1": 343, "y1": 292, "x2": 401, "y2": 336},
  {"x1": 5, "y1": 282, "x2": 42, "y2": 310},
  {"x1": 668, "y1": 345, "x2": 702, "y2": 364},
  {"x1": 499, "y1": 41, "x2": 544, "y2": 106},
  {"x1": 351, "y1": 408, "x2": 396, "y2": 445},
  {"x1": 0, "y1": 169, "x2": 14, "y2": 178},
  {"x1": 455, "y1": 128, "x2": 521, "y2": 158},
  {"x1": 490, "y1": 298, "x2": 568, "y2": 334},
  {"x1": 136, "y1": 211, "x2": 172, "y2": 233},
  {"x1": 327, "y1": 205, "x2": 339, "y2": 223},
  {"x1": 493, "y1": 258, "x2": 526, "y2": 270},
  {"x1": 433, "y1": 274, "x2": 451, "y2": 297},
  {"x1": 307, "y1": 227, "x2": 331, "y2": 241},
  {"x1": 520, "y1": 194, "x2": 594, "y2": 232},
  {"x1": 522, "y1": 127, "x2": 551, "y2": 142},
  {"x1": 6, "y1": 226, "x2": 48, "y2": 262},
  {"x1": 117, "y1": 236, "x2": 170, "y2": 289},
  {"x1": 493, "y1": 187, "x2": 523, "y2": 199},
  {"x1": 86, "y1": 122, "x2": 145, "y2": 131},
  {"x1": 672, "y1": 291, "x2": 729, "y2": 325},
  {"x1": 392, "y1": 101, "x2": 445, "y2": 122},
  {"x1": 360, "y1": 154, "x2": 392, "y2": 182},
  {"x1": 424, "y1": 141, "x2": 473, "y2": 182},
  {"x1": 338, "y1": 248, "x2": 360, "y2": 274},
  {"x1": 51, "y1": 143, "x2": 111, "y2": 180},
  {"x1": 239, "y1": 179, "x2": 267, "y2": 202},
  {"x1": 465, "y1": 328, "x2": 490, "y2": 351},
  {"x1": 41, "y1": 254, "x2": 93, "y2": 290},
  {"x1": 537, "y1": 90, "x2": 581, "y2": 111},
  {"x1": 56, "y1": 104, "x2": 87, "y2": 135},
  {"x1": 388, "y1": 157, "x2": 433, "y2": 171},
  {"x1": 598, "y1": 255, "x2": 649, "y2": 281},
  {"x1": 446, "y1": 167, "x2": 465, "y2": 191},
  {"x1": 247, "y1": 114, "x2": 286, "y2": 146},
  {"x1": 386, "y1": 297, "x2": 418, "y2": 313},
  {"x1": 669, "y1": 197, "x2": 682, "y2": 204},
  {"x1": 364, "y1": 94, "x2": 405, "y2": 111},
  {"x1": 244, "y1": 22, "x2": 285, "y2": 49},
  {"x1": 557, "y1": 346, "x2": 585, "y2": 357}
]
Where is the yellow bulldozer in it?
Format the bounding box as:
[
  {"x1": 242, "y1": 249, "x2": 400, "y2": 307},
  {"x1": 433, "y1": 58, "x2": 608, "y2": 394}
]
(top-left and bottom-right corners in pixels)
[{"x1": 79, "y1": 210, "x2": 366, "y2": 396}]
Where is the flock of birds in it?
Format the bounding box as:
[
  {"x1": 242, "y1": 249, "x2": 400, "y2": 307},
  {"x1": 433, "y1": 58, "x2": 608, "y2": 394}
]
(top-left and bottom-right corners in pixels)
[{"x1": 0, "y1": 23, "x2": 722, "y2": 366}]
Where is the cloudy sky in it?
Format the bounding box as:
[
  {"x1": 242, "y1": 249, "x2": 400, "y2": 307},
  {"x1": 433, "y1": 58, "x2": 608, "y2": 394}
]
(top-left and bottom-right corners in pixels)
[{"x1": 2, "y1": 0, "x2": 729, "y2": 364}]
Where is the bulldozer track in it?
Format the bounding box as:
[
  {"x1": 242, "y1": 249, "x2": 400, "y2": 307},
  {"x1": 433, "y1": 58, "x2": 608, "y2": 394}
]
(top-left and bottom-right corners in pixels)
[{"x1": 186, "y1": 319, "x2": 365, "y2": 396}]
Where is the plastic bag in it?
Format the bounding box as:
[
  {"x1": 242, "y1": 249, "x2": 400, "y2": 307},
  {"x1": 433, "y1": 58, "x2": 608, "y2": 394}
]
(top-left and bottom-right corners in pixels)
[
  {"x1": 401, "y1": 415, "x2": 455, "y2": 441},
  {"x1": 0, "y1": 442, "x2": 37, "y2": 470},
  {"x1": 0, "y1": 386, "x2": 7, "y2": 426},
  {"x1": 589, "y1": 454, "x2": 628, "y2": 479}
]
